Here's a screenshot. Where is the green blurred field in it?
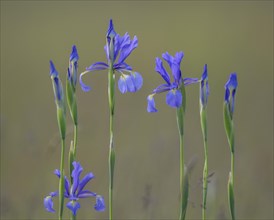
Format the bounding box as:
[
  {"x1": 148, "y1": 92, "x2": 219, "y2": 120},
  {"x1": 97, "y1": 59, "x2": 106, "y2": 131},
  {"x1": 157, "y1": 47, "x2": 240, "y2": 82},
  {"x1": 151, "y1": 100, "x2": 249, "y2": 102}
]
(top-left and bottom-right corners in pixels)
[{"x1": 1, "y1": 1, "x2": 273, "y2": 219}]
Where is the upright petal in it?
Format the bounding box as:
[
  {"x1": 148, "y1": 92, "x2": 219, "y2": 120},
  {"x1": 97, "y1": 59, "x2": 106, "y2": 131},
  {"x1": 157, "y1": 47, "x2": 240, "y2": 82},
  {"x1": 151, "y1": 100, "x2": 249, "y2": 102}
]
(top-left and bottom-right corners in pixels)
[
  {"x1": 106, "y1": 19, "x2": 116, "y2": 38},
  {"x1": 78, "y1": 172, "x2": 95, "y2": 195},
  {"x1": 166, "y1": 89, "x2": 182, "y2": 108},
  {"x1": 70, "y1": 45, "x2": 79, "y2": 63},
  {"x1": 155, "y1": 58, "x2": 170, "y2": 84},
  {"x1": 66, "y1": 201, "x2": 81, "y2": 216},
  {"x1": 71, "y1": 162, "x2": 83, "y2": 195},
  {"x1": 117, "y1": 36, "x2": 138, "y2": 64},
  {"x1": 171, "y1": 62, "x2": 181, "y2": 84},
  {"x1": 94, "y1": 195, "x2": 105, "y2": 212},
  {"x1": 173, "y1": 51, "x2": 184, "y2": 66},
  {"x1": 147, "y1": 95, "x2": 158, "y2": 112},
  {"x1": 162, "y1": 52, "x2": 173, "y2": 69}
]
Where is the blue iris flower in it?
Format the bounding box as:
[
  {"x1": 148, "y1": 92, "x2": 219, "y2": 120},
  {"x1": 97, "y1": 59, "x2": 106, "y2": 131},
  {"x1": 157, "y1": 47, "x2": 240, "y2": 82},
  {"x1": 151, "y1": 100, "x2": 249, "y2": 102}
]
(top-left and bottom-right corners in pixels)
[
  {"x1": 79, "y1": 19, "x2": 143, "y2": 94},
  {"x1": 44, "y1": 161, "x2": 105, "y2": 216},
  {"x1": 147, "y1": 52, "x2": 199, "y2": 112},
  {"x1": 68, "y1": 45, "x2": 79, "y2": 89},
  {"x1": 200, "y1": 64, "x2": 209, "y2": 108},
  {"x1": 50, "y1": 60, "x2": 64, "y2": 106},
  {"x1": 224, "y1": 73, "x2": 238, "y2": 115}
]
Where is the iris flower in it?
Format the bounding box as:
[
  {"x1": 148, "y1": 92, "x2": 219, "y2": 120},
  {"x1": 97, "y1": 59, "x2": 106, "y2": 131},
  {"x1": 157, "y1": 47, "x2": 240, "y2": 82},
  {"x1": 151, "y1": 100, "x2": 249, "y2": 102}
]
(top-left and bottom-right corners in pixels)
[
  {"x1": 50, "y1": 60, "x2": 64, "y2": 107},
  {"x1": 200, "y1": 64, "x2": 209, "y2": 108},
  {"x1": 68, "y1": 45, "x2": 79, "y2": 90},
  {"x1": 224, "y1": 73, "x2": 238, "y2": 116},
  {"x1": 44, "y1": 161, "x2": 105, "y2": 216},
  {"x1": 79, "y1": 19, "x2": 143, "y2": 94},
  {"x1": 147, "y1": 52, "x2": 199, "y2": 112}
]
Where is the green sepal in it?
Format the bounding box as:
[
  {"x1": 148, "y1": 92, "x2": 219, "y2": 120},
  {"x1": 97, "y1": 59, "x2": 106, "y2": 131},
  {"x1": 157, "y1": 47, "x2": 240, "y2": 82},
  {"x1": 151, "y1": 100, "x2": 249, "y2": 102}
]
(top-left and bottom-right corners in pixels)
[
  {"x1": 66, "y1": 78, "x2": 78, "y2": 125},
  {"x1": 69, "y1": 140, "x2": 75, "y2": 183},
  {"x1": 223, "y1": 103, "x2": 234, "y2": 152},
  {"x1": 57, "y1": 107, "x2": 66, "y2": 140},
  {"x1": 200, "y1": 109, "x2": 207, "y2": 141},
  {"x1": 109, "y1": 148, "x2": 116, "y2": 190},
  {"x1": 228, "y1": 172, "x2": 235, "y2": 220},
  {"x1": 180, "y1": 166, "x2": 189, "y2": 220}
]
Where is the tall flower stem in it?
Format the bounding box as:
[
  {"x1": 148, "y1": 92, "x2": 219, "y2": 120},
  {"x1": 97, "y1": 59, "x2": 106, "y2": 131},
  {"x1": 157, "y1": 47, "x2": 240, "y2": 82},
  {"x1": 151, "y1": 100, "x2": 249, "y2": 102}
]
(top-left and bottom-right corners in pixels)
[
  {"x1": 177, "y1": 86, "x2": 188, "y2": 220},
  {"x1": 59, "y1": 138, "x2": 66, "y2": 220},
  {"x1": 108, "y1": 66, "x2": 116, "y2": 220},
  {"x1": 200, "y1": 109, "x2": 208, "y2": 220}
]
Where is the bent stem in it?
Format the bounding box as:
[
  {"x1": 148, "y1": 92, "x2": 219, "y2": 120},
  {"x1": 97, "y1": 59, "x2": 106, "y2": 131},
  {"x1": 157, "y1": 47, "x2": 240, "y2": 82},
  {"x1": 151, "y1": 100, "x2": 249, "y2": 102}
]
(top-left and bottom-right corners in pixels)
[
  {"x1": 108, "y1": 66, "x2": 115, "y2": 220},
  {"x1": 59, "y1": 138, "x2": 65, "y2": 220}
]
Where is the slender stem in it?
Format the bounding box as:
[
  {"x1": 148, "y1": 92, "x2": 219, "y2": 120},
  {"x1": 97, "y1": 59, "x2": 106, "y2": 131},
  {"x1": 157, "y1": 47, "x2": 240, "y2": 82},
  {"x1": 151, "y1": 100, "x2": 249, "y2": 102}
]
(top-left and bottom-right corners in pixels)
[
  {"x1": 108, "y1": 66, "x2": 115, "y2": 220},
  {"x1": 231, "y1": 152, "x2": 234, "y2": 187},
  {"x1": 202, "y1": 140, "x2": 208, "y2": 220},
  {"x1": 73, "y1": 124, "x2": 78, "y2": 159},
  {"x1": 59, "y1": 138, "x2": 65, "y2": 220}
]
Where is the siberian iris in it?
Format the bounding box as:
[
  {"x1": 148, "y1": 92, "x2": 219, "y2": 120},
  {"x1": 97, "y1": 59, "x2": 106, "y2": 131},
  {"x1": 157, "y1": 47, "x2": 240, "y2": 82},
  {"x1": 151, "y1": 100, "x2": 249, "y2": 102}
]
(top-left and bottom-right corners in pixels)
[
  {"x1": 224, "y1": 73, "x2": 238, "y2": 117},
  {"x1": 44, "y1": 161, "x2": 105, "y2": 216},
  {"x1": 200, "y1": 64, "x2": 209, "y2": 108},
  {"x1": 147, "y1": 52, "x2": 199, "y2": 112},
  {"x1": 79, "y1": 19, "x2": 143, "y2": 93}
]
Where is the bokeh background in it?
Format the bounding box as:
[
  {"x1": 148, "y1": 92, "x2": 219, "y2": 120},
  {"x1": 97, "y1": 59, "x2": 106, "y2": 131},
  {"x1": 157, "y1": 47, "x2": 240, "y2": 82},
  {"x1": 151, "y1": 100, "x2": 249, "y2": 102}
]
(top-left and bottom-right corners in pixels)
[{"x1": 1, "y1": 1, "x2": 273, "y2": 219}]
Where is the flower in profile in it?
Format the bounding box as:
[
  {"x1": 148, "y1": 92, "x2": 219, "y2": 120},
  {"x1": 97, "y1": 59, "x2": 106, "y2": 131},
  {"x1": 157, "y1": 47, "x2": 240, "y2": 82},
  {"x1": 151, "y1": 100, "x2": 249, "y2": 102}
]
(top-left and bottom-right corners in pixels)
[
  {"x1": 44, "y1": 161, "x2": 105, "y2": 216},
  {"x1": 147, "y1": 52, "x2": 199, "y2": 112},
  {"x1": 68, "y1": 45, "x2": 79, "y2": 90},
  {"x1": 224, "y1": 73, "x2": 238, "y2": 117},
  {"x1": 79, "y1": 19, "x2": 143, "y2": 93},
  {"x1": 200, "y1": 64, "x2": 209, "y2": 108}
]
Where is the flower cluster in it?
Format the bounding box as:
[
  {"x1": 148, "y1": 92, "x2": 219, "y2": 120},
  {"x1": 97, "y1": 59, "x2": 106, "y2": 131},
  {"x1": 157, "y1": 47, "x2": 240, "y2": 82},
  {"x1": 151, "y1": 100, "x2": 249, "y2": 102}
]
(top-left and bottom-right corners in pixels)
[
  {"x1": 79, "y1": 19, "x2": 143, "y2": 94},
  {"x1": 147, "y1": 52, "x2": 199, "y2": 112},
  {"x1": 44, "y1": 162, "x2": 105, "y2": 216}
]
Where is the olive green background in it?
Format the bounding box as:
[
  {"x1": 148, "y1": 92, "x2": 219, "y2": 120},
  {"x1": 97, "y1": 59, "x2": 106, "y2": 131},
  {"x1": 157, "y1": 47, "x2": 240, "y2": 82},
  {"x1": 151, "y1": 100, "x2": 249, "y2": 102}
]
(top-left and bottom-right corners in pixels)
[{"x1": 1, "y1": 1, "x2": 273, "y2": 219}]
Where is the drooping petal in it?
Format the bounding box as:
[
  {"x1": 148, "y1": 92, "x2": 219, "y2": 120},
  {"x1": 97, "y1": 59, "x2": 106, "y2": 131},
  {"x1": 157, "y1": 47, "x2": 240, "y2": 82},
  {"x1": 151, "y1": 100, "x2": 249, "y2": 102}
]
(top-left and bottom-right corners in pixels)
[
  {"x1": 166, "y1": 89, "x2": 182, "y2": 108},
  {"x1": 94, "y1": 195, "x2": 105, "y2": 212},
  {"x1": 49, "y1": 60, "x2": 58, "y2": 77},
  {"x1": 70, "y1": 45, "x2": 79, "y2": 62},
  {"x1": 78, "y1": 190, "x2": 97, "y2": 198},
  {"x1": 86, "y1": 62, "x2": 108, "y2": 71},
  {"x1": 78, "y1": 172, "x2": 95, "y2": 195},
  {"x1": 71, "y1": 162, "x2": 83, "y2": 195},
  {"x1": 44, "y1": 192, "x2": 57, "y2": 213},
  {"x1": 155, "y1": 57, "x2": 171, "y2": 84},
  {"x1": 147, "y1": 95, "x2": 158, "y2": 113},
  {"x1": 183, "y1": 77, "x2": 199, "y2": 86},
  {"x1": 130, "y1": 72, "x2": 143, "y2": 92},
  {"x1": 114, "y1": 62, "x2": 132, "y2": 71},
  {"x1": 66, "y1": 201, "x2": 81, "y2": 216},
  {"x1": 118, "y1": 75, "x2": 128, "y2": 94},
  {"x1": 125, "y1": 74, "x2": 136, "y2": 92},
  {"x1": 153, "y1": 83, "x2": 175, "y2": 94},
  {"x1": 117, "y1": 36, "x2": 138, "y2": 64},
  {"x1": 79, "y1": 72, "x2": 91, "y2": 92}
]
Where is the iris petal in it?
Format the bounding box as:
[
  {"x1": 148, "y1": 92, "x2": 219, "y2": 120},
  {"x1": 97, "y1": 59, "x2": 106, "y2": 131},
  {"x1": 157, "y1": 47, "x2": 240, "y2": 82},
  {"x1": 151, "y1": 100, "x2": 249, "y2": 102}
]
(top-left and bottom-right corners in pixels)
[
  {"x1": 166, "y1": 90, "x2": 182, "y2": 108},
  {"x1": 44, "y1": 195, "x2": 55, "y2": 213},
  {"x1": 130, "y1": 72, "x2": 143, "y2": 92},
  {"x1": 66, "y1": 201, "x2": 81, "y2": 216},
  {"x1": 183, "y1": 77, "x2": 199, "y2": 86},
  {"x1": 71, "y1": 162, "x2": 83, "y2": 195},
  {"x1": 86, "y1": 62, "x2": 108, "y2": 71},
  {"x1": 49, "y1": 60, "x2": 58, "y2": 77},
  {"x1": 118, "y1": 76, "x2": 128, "y2": 94},
  {"x1": 155, "y1": 58, "x2": 171, "y2": 84},
  {"x1": 70, "y1": 45, "x2": 79, "y2": 62},
  {"x1": 79, "y1": 72, "x2": 91, "y2": 92},
  {"x1": 118, "y1": 36, "x2": 138, "y2": 64},
  {"x1": 125, "y1": 74, "x2": 136, "y2": 92},
  {"x1": 147, "y1": 95, "x2": 158, "y2": 112},
  {"x1": 78, "y1": 190, "x2": 97, "y2": 198},
  {"x1": 225, "y1": 72, "x2": 238, "y2": 90},
  {"x1": 162, "y1": 52, "x2": 173, "y2": 69},
  {"x1": 94, "y1": 195, "x2": 105, "y2": 212},
  {"x1": 78, "y1": 173, "x2": 94, "y2": 195},
  {"x1": 54, "y1": 170, "x2": 70, "y2": 197}
]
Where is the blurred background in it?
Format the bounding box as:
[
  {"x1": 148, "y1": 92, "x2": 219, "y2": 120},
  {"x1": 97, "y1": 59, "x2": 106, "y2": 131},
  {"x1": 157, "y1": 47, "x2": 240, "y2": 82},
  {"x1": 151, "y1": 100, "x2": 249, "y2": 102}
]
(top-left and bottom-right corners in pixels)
[{"x1": 1, "y1": 1, "x2": 273, "y2": 219}]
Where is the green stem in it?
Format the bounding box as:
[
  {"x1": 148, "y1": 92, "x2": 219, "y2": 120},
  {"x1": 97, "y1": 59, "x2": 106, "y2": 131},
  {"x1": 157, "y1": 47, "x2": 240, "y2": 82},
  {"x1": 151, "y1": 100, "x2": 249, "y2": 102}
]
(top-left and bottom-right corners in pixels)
[
  {"x1": 59, "y1": 138, "x2": 65, "y2": 220},
  {"x1": 108, "y1": 67, "x2": 115, "y2": 220},
  {"x1": 73, "y1": 124, "x2": 78, "y2": 159},
  {"x1": 202, "y1": 140, "x2": 208, "y2": 220}
]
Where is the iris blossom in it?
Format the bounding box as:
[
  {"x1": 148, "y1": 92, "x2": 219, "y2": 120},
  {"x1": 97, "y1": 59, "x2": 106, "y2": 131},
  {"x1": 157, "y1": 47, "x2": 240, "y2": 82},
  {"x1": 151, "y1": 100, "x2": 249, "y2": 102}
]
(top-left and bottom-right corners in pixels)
[
  {"x1": 79, "y1": 19, "x2": 143, "y2": 94},
  {"x1": 68, "y1": 45, "x2": 79, "y2": 90},
  {"x1": 224, "y1": 73, "x2": 238, "y2": 117},
  {"x1": 44, "y1": 161, "x2": 105, "y2": 216},
  {"x1": 50, "y1": 60, "x2": 64, "y2": 108},
  {"x1": 200, "y1": 64, "x2": 209, "y2": 108},
  {"x1": 147, "y1": 52, "x2": 199, "y2": 112}
]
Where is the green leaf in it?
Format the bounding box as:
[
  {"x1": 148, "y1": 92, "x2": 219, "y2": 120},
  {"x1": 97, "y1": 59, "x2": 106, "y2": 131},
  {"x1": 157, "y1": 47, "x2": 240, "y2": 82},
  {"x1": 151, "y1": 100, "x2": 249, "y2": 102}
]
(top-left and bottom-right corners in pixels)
[
  {"x1": 109, "y1": 148, "x2": 115, "y2": 190},
  {"x1": 228, "y1": 172, "x2": 235, "y2": 220}
]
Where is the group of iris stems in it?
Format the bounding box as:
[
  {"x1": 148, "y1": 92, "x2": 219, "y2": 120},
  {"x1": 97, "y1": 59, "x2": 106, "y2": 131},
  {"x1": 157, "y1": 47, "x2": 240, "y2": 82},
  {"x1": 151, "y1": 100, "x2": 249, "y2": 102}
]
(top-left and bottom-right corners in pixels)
[{"x1": 49, "y1": 19, "x2": 237, "y2": 220}]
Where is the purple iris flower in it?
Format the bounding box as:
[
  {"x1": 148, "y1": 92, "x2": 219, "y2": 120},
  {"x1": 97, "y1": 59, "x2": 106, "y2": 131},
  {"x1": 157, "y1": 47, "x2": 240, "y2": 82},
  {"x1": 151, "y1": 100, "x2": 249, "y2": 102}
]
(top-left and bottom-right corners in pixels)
[
  {"x1": 50, "y1": 60, "x2": 64, "y2": 106},
  {"x1": 44, "y1": 161, "x2": 105, "y2": 216},
  {"x1": 79, "y1": 19, "x2": 143, "y2": 94},
  {"x1": 147, "y1": 52, "x2": 199, "y2": 112},
  {"x1": 200, "y1": 64, "x2": 209, "y2": 108},
  {"x1": 68, "y1": 45, "x2": 79, "y2": 89},
  {"x1": 224, "y1": 73, "x2": 238, "y2": 115}
]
